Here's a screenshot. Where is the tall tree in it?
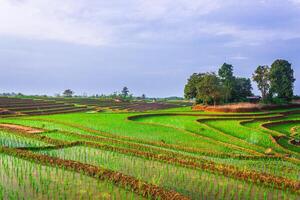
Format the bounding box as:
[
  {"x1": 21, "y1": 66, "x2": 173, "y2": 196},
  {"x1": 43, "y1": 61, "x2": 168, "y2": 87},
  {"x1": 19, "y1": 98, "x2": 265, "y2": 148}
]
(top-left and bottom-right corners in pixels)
[
  {"x1": 252, "y1": 65, "x2": 270, "y2": 101},
  {"x1": 218, "y1": 63, "x2": 234, "y2": 102},
  {"x1": 233, "y1": 77, "x2": 253, "y2": 101},
  {"x1": 63, "y1": 89, "x2": 74, "y2": 97},
  {"x1": 196, "y1": 73, "x2": 224, "y2": 106},
  {"x1": 184, "y1": 73, "x2": 205, "y2": 100},
  {"x1": 270, "y1": 59, "x2": 295, "y2": 101},
  {"x1": 121, "y1": 86, "x2": 130, "y2": 98}
]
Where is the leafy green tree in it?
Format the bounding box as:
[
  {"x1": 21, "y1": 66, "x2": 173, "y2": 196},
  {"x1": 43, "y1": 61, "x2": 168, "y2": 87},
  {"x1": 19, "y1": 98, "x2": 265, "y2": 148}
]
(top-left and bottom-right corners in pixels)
[
  {"x1": 121, "y1": 87, "x2": 130, "y2": 98},
  {"x1": 218, "y1": 63, "x2": 234, "y2": 102},
  {"x1": 63, "y1": 89, "x2": 74, "y2": 97},
  {"x1": 233, "y1": 77, "x2": 253, "y2": 101},
  {"x1": 270, "y1": 59, "x2": 295, "y2": 101},
  {"x1": 252, "y1": 65, "x2": 271, "y2": 101},
  {"x1": 184, "y1": 73, "x2": 205, "y2": 100},
  {"x1": 196, "y1": 73, "x2": 224, "y2": 105}
]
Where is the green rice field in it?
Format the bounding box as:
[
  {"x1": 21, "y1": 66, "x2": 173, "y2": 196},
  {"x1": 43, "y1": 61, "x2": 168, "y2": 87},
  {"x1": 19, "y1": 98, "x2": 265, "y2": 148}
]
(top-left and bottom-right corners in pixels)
[{"x1": 0, "y1": 98, "x2": 299, "y2": 199}]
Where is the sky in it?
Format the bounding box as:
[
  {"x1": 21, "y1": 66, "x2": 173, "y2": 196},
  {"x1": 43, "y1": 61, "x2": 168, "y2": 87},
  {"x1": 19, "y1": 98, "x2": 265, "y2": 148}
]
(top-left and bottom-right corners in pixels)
[{"x1": 0, "y1": 0, "x2": 299, "y2": 97}]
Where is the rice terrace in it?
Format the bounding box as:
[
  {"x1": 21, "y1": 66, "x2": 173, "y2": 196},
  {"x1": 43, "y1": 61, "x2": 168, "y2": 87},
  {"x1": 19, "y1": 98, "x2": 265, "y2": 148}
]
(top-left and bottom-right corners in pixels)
[
  {"x1": 0, "y1": 83, "x2": 300, "y2": 199},
  {"x1": 1, "y1": 1, "x2": 300, "y2": 200}
]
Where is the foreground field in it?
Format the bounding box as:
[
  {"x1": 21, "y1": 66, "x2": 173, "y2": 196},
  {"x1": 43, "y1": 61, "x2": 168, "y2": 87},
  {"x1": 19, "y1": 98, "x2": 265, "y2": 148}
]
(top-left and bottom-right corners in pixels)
[{"x1": 0, "y1": 100, "x2": 299, "y2": 199}]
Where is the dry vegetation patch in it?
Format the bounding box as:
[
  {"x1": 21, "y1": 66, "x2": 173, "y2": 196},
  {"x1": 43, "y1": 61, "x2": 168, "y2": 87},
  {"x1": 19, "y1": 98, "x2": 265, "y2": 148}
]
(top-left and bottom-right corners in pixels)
[{"x1": 193, "y1": 103, "x2": 300, "y2": 113}]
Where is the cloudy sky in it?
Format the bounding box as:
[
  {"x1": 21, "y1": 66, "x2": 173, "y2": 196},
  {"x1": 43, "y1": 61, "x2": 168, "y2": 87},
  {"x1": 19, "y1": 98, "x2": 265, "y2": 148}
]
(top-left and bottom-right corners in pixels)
[{"x1": 0, "y1": 0, "x2": 299, "y2": 97}]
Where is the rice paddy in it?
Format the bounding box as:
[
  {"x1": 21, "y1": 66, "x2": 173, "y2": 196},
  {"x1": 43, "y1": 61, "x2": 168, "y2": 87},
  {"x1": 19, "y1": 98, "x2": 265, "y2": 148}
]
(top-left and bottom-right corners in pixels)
[{"x1": 0, "y1": 97, "x2": 299, "y2": 199}]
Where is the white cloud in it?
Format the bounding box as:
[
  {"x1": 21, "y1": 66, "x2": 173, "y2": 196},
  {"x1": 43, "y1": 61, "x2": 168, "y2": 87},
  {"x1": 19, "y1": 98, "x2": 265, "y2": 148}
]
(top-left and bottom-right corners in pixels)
[
  {"x1": 289, "y1": 0, "x2": 300, "y2": 5},
  {"x1": 0, "y1": 0, "x2": 224, "y2": 46},
  {"x1": 0, "y1": 0, "x2": 111, "y2": 46},
  {"x1": 133, "y1": 0, "x2": 221, "y2": 21},
  {"x1": 133, "y1": 21, "x2": 300, "y2": 47},
  {"x1": 0, "y1": 0, "x2": 299, "y2": 46},
  {"x1": 210, "y1": 24, "x2": 300, "y2": 46},
  {"x1": 231, "y1": 55, "x2": 248, "y2": 60}
]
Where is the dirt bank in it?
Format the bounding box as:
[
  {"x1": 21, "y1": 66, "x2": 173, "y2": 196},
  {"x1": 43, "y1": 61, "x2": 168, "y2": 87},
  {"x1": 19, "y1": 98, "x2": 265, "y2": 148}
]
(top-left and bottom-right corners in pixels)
[
  {"x1": 0, "y1": 123, "x2": 44, "y2": 134},
  {"x1": 193, "y1": 103, "x2": 300, "y2": 113}
]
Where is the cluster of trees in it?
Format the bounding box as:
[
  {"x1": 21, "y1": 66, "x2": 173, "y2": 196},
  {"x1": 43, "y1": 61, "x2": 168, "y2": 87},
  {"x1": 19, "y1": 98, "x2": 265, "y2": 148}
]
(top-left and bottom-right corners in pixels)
[
  {"x1": 101, "y1": 87, "x2": 134, "y2": 101},
  {"x1": 252, "y1": 59, "x2": 295, "y2": 103},
  {"x1": 185, "y1": 59, "x2": 296, "y2": 105},
  {"x1": 62, "y1": 89, "x2": 74, "y2": 97},
  {"x1": 61, "y1": 87, "x2": 135, "y2": 101},
  {"x1": 60, "y1": 88, "x2": 185, "y2": 102},
  {"x1": 184, "y1": 63, "x2": 252, "y2": 105},
  {"x1": 0, "y1": 92, "x2": 24, "y2": 97}
]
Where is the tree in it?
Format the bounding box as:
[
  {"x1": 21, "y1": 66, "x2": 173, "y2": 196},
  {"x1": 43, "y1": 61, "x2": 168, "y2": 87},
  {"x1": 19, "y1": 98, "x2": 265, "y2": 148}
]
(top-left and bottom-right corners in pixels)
[
  {"x1": 233, "y1": 77, "x2": 253, "y2": 101},
  {"x1": 121, "y1": 87, "x2": 130, "y2": 98},
  {"x1": 270, "y1": 59, "x2": 295, "y2": 101},
  {"x1": 252, "y1": 65, "x2": 271, "y2": 101},
  {"x1": 218, "y1": 63, "x2": 235, "y2": 102},
  {"x1": 196, "y1": 73, "x2": 224, "y2": 106},
  {"x1": 63, "y1": 89, "x2": 74, "y2": 97},
  {"x1": 184, "y1": 73, "x2": 205, "y2": 100}
]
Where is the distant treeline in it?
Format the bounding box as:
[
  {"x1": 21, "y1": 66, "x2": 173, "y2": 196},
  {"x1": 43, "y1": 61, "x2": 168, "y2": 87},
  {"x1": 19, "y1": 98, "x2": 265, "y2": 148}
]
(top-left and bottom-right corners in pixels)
[
  {"x1": 59, "y1": 88, "x2": 184, "y2": 102},
  {"x1": 0, "y1": 92, "x2": 25, "y2": 97},
  {"x1": 184, "y1": 59, "x2": 296, "y2": 105},
  {"x1": 0, "y1": 89, "x2": 184, "y2": 102}
]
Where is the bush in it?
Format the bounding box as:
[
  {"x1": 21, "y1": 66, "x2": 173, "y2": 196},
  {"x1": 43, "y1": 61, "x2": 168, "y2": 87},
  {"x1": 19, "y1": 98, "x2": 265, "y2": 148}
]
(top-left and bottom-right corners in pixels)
[{"x1": 270, "y1": 97, "x2": 289, "y2": 105}]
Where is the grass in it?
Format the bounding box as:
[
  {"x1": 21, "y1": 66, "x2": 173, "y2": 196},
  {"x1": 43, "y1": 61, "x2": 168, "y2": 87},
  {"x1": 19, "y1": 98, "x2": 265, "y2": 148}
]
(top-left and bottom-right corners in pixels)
[
  {"x1": 132, "y1": 114, "x2": 268, "y2": 154},
  {"x1": 0, "y1": 153, "x2": 141, "y2": 200},
  {"x1": 0, "y1": 130, "x2": 47, "y2": 148},
  {"x1": 37, "y1": 146, "x2": 298, "y2": 200},
  {"x1": 268, "y1": 123, "x2": 300, "y2": 136},
  {"x1": 0, "y1": 105, "x2": 300, "y2": 199},
  {"x1": 0, "y1": 114, "x2": 243, "y2": 154},
  {"x1": 201, "y1": 156, "x2": 300, "y2": 180},
  {"x1": 203, "y1": 119, "x2": 283, "y2": 152},
  {"x1": 277, "y1": 137, "x2": 300, "y2": 153}
]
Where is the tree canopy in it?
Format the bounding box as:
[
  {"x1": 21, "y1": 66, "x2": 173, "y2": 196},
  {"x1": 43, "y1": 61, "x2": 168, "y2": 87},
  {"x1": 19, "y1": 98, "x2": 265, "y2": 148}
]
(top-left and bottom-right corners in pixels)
[
  {"x1": 184, "y1": 64, "x2": 253, "y2": 105},
  {"x1": 121, "y1": 87, "x2": 130, "y2": 98},
  {"x1": 270, "y1": 59, "x2": 295, "y2": 101},
  {"x1": 63, "y1": 89, "x2": 74, "y2": 97},
  {"x1": 232, "y1": 77, "x2": 253, "y2": 101},
  {"x1": 218, "y1": 63, "x2": 234, "y2": 102},
  {"x1": 252, "y1": 65, "x2": 270, "y2": 101},
  {"x1": 196, "y1": 73, "x2": 224, "y2": 106},
  {"x1": 184, "y1": 73, "x2": 205, "y2": 100}
]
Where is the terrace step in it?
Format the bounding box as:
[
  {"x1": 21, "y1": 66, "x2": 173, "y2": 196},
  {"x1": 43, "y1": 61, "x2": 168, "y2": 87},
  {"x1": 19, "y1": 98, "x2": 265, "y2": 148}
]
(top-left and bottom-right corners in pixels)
[
  {"x1": 0, "y1": 97, "x2": 94, "y2": 116},
  {"x1": 8, "y1": 104, "x2": 75, "y2": 111},
  {"x1": 22, "y1": 107, "x2": 91, "y2": 115}
]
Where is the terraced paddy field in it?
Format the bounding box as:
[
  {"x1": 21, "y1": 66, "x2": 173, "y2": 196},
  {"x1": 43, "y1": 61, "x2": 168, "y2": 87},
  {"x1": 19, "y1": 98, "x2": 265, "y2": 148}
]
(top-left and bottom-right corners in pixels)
[
  {"x1": 0, "y1": 97, "x2": 91, "y2": 117},
  {"x1": 0, "y1": 100, "x2": 299, "y2": 199},
  {"x1": 44, "y1": 97, "x2": 192, "y2": 112}
]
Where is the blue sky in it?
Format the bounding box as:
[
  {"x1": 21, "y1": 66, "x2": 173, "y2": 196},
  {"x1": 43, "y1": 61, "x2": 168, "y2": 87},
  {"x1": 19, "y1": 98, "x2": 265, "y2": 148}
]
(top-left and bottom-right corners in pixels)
[{"x1": 0, "y1": 0, "x2": 299, "y2": 97}]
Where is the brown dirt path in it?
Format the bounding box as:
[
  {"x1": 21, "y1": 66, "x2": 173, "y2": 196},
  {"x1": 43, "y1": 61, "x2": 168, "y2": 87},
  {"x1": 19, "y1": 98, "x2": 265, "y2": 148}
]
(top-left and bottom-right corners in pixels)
[{"x1": 0, "y1": 123, "x2": 43, "y2": 134}]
